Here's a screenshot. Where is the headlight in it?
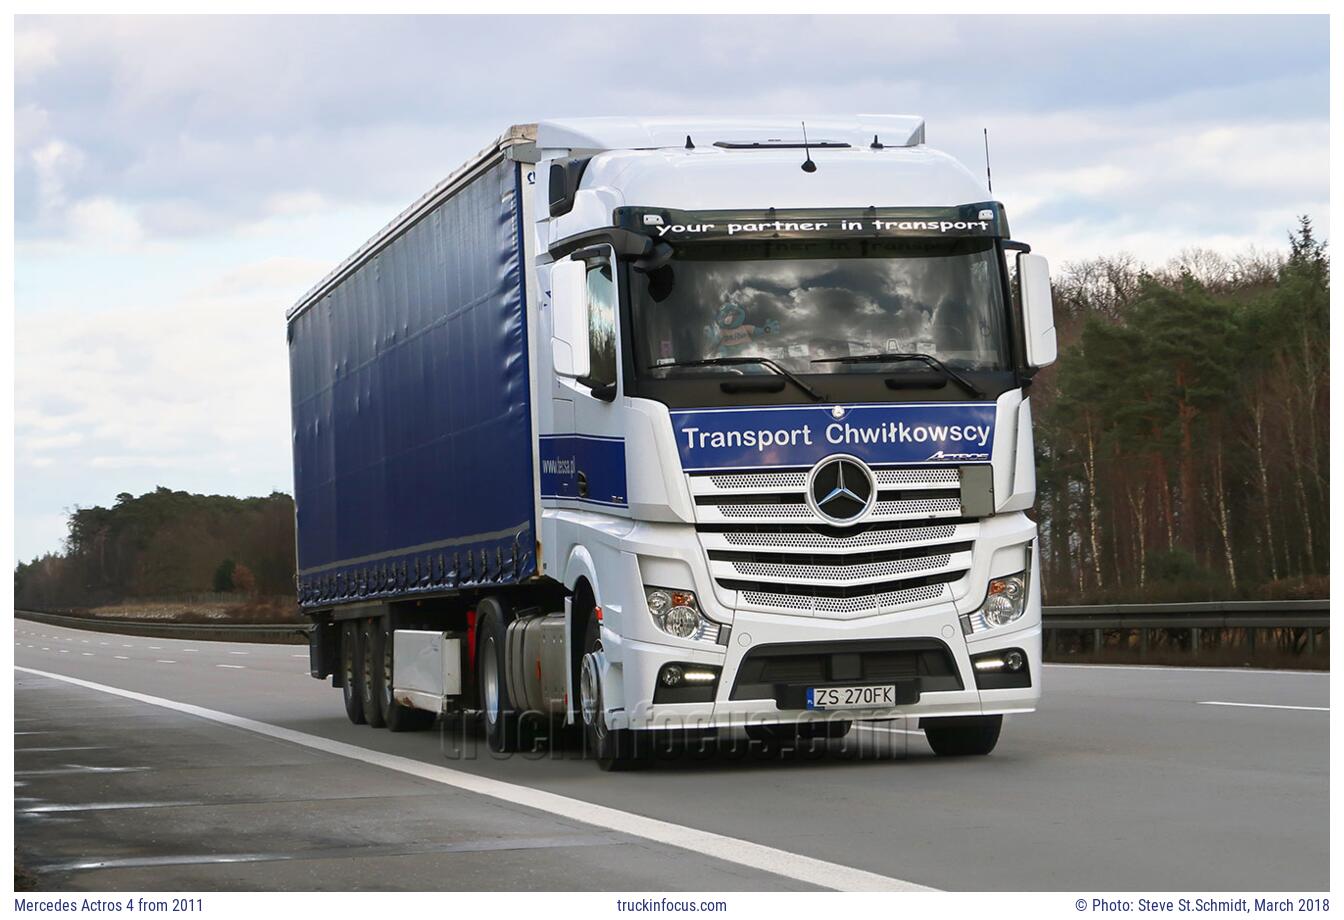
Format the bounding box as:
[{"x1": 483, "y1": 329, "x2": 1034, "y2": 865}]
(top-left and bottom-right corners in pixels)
[
  {"x1": 644, "y1": 586, "x2": 720, "y2": 642},
  {"x1": 961, "y1": 570, "x2": 1029, "y2": 635}
]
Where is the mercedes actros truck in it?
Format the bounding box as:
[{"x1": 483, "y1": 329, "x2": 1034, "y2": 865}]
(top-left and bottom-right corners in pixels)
[{"x1": 288, "y1": 115, "x2": 1058, "y2": 769}]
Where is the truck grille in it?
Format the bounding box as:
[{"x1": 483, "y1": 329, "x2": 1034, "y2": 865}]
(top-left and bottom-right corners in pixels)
[{"x1": 690, "y1": 465, "x2": 976, "y2": 619}]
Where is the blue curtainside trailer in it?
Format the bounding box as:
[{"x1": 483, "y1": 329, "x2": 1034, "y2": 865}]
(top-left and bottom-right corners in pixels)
[{"x1": 287, "y1": 155, "x2": 537, "y2": 609}]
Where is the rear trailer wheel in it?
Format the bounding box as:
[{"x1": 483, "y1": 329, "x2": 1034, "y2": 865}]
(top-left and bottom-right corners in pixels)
[
  {"x1": 476, "y1": 598, "x2": 524, "y2": 753},
  {"x1": 581, "y1": 610, "x2": 641, "y2": 771},
  {"x1": 360, "y1": 618, "x2": 386, "y2": 728},
  {"x1": 340, "y1": 621, "x2": 366, "y2": 725},
  {"x1": 375, "y1": 620, "x2": 434, "y2": 733},
  {"x1": 922, "y1": 715, "x2": 1003, "y2": 756}
]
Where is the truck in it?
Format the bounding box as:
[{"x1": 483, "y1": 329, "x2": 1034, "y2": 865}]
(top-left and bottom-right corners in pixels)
[{"x1": 287, "y1": 115, "x2": 1057, "y2": 769}]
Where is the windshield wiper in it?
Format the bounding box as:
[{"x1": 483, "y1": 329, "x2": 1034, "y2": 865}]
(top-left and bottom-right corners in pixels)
[
  {"x1": 651, "y1": 356, "x2": 829, "y2": 402},
  {"x1": 810, "y1": 352, "x2": 986, "y2": 399}
]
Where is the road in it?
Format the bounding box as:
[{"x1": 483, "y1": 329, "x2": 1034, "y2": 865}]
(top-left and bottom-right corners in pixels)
[{"x1": 13, "y1": 617, "x2": 1329, "y2": 891}]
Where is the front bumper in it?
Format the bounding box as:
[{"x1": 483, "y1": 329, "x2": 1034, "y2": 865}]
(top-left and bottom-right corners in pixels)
[{"x1": 611, "y1": 601, "x2": 1041, "y2": 732}]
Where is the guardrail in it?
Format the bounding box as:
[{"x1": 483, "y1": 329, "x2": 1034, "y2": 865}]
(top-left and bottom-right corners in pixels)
[
  {"x1": 15, "y1": 609, "x2": 309, "y2": 645},
  {"x1": 17, "y1": 601, "x2": 1330, "y2": 665},
  {"x1": 1042, "y1": 599, "x2": 1328, "y2": 665}
]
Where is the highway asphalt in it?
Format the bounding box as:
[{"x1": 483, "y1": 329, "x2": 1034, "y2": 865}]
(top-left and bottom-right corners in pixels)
[{"x1": 13, "y1": 617, "x2": 1330, "y2": 891}]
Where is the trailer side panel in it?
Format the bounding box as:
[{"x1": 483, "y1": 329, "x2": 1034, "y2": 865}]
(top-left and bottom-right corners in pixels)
[{"x1": 288, "y1": 158, "x2": 535, "y2": 608}]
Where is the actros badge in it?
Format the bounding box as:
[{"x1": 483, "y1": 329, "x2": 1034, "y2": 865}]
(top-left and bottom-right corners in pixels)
[{"x1": 807, "y1": 455, "x2": 876, "y2": 524}]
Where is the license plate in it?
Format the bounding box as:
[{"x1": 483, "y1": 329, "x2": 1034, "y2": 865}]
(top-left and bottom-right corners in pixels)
[{"x1": 806, "y1": 684, "x2": 897, "y2": 710}]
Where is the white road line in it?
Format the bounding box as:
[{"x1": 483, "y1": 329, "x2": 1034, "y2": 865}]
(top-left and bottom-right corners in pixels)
[
  {"x1": 290, "y1": 654, "x2": 307, "y2": 659},
  {"x1": 156, "y1": 660, "x2": 177, "y2": 664},
  {"x1": 148, "y1": 646, "x2": 162, "y2": 650},
  {"x1": 1045, "y1": 663, "x2": 1328, "y2": 677},
  {"x1": 14, "y1": 665, "x2": 930, "y2": 892},
  {"x1": 114, "y1": 656, "x2": 129, "y2": 660},
  {"x1": 228, "y1": 651, "x2": 248, "y2": 656},
  {"x1": 81, "y1": 653, "x2": 94, "y2": 657},
  {"x1": 183, "y1": 649, "x2": 198, "y2": 653},
  {"x1": 1197, "y1": 700, "x2": 1328, "y2": 712},
  {"x1": 216, "y1": 664, "x2": 246, "y2": 669}
]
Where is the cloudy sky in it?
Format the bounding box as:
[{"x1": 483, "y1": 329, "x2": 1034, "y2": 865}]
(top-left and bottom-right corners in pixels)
[{"x1": 13, "y1": 14, "x2": 1330, "y2": 563}]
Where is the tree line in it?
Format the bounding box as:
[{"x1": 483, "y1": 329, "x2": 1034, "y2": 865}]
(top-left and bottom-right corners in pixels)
[
  {"x1": 13, "y1": 221, "x2": 1328, "y2": 609},
  {"x1": 1031, "y1": 218, "x2": 1328, "y2": 602},
  {"x1": 14, "y1": 487, "x2": 296, "y2": 608}
]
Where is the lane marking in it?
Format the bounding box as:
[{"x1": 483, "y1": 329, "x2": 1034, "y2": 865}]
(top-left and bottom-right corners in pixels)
[
  {"x1": 14, "y1": 665, "x2": 930, "y2": 892},
  {"x1": 16, "y1": 745, "x2": 108, "y2": 753},
  {"x1": 216, "y1": 664, "x2": 246, "y2": 670},
  {"x1": 1197, "y1": 700, "x2": 1328, "y2": 712},
  {"x1": 183, "y1": 649, "x2": 199, "y2": 653},
  {"x1": 114, "y1": 656, "x2": 129, "y2": 660},
  {"x1": 156, "y1": 660, "x2": 177, "y2": 664},
  {"x1": 81, "y1": 653, "x2": 94, "y2": 657},
  {"x1": 290, "y1": 654, "x2": 307, "y2": 659},
  {"x1": 16, "y1": 765, "x2": 152, "y2": 776},
  {"x1": 21, "y1": 800, "x2": 205, "y2": 814},
  {"x1": 1046, "y1": 663, "x2": 1327, "y2": 677},
  {"x1": 228, "y1": 651, "x2": 249, "y2": 656}
]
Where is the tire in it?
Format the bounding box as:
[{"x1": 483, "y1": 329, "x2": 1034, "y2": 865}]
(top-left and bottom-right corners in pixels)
[
  {"x1": 922, "y1": 715, "x2": 1003, "y2": 756},
  {"x1": 477, "y1": 597, "x2": 524, "y2": 753},
  {"x1": 580, "y1": 609, "x2": 641, "y2": 771},
  {"x1": 360, "y1": 618, "x2": 386, "y2": 728},
  {"x1": 340, "y1": 620, "x2": 366, "y2": 725},
  {"x1": 374, "y1": 619, "x2": 434, "y2": 733}
]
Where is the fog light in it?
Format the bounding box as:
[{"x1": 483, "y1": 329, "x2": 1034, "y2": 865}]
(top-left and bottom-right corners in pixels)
[
  {"x1": 681, "y1": 668, "x2": 718, "y2": 683},
  {"x1": 661, "y1": 664, "x2": 685, "y2": 687},
  {"x1": 1004, "y1": 650, "x2": 1025, "y2": 672},
  {"x1": 974, "y1": 656, "x2": 1005, "y2": 672}
]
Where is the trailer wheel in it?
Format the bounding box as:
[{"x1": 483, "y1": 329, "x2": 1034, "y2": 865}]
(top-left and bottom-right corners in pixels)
[
  {"x1": 476, "y1": 597, "x2": 524, "y2": 752},
  {"x1": 581, "y1": 610, "x2": 641, "y2": 771},
  {"x1": 922, "y1": 715, "x2": 1002, "y2": 756},
  {"x1": 376, "y1": 620, "x2": 434, "y2": 732},
  {"x1": 340, "y1": 621, "x2": 366, "y2": 725},
  {"x1": 360, "y1": 618, "x2": 386, "y2": 728}
]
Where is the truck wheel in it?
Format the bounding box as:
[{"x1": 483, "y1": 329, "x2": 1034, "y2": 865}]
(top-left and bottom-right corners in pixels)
[
  {"x1": 374, "y1": 620, "x2": 434, "y2": 733},
  {"x1": 477, "y1": 598, "x2": 524, "y2": 752},
  {"x1": 360, "y1": 618, "x2": 386, "y2": 728},
  {"x1": 922, "y1": 715, "x2": 1002, "y2": 756},
  {"x1": 340, "y1": 621, "x2": 366, "y2": 724},
  {"x1": 581, "y1": 611, "x2": 641, "y2": 771}
]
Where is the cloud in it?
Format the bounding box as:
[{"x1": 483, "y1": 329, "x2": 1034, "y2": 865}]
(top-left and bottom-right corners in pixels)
[
  {"x1": 15, "y1": 27, "x2": 58, "y2": 77},
  {"x1": 10, "y1": 14, "x2": 1330, "y2": 563}
]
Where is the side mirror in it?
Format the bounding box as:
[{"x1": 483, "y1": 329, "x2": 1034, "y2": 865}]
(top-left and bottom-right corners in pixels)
[
  {"x1": 1018, "y1": 252, "x2": 1057, "y2": 369},
  {"x1": 550, "y1": 259, "x2": 590, "y2": 379}
]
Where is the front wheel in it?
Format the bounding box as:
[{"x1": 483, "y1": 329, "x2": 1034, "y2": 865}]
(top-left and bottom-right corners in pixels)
[
  {"x1": 580, "y1": 610, "x2": 641, "y2": 771},
  {"x1": 922, "y1": 715, "x2": 1003, "y2": 756}
]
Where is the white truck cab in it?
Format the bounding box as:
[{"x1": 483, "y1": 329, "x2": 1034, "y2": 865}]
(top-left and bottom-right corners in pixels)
[{"x1": 291, "y1": 116, "x2": 1056, "y2": 769}]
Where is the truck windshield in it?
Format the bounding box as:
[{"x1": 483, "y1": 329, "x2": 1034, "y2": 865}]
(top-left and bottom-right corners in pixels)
[{"x1": 631, "y1": 237, "x2": 1010, "y2": 379}]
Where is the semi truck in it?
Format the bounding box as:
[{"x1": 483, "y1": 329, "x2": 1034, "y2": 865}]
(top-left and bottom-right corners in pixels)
[{"x1": 287, "y1": 115, "x2": 1057, "y2": 769}]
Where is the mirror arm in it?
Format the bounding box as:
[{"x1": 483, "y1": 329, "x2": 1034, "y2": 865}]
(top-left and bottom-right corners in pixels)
[
  {"x1": 576, "y1": 376, "x2": 617, "y2": 402},
  {"x1": 1002, "y1": 239, "x2": 1032, "y2": 253}
]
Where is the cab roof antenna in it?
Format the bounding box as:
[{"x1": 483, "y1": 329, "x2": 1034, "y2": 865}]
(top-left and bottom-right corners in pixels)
[
  {"x1": 801, "y1": 122, "x2": 817, "y2": 173},
  {"x1": 983, "y1": 128, "x2": 993, "y2": 194}
]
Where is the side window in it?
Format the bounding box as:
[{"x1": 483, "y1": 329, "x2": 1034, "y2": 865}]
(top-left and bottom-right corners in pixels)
[{"x1": 586, "y1": 259, "x2": 617, "y2": 387}]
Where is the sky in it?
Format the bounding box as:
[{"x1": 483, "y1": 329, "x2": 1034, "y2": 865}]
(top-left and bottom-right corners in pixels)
[{"x1": 12, "y1": 14, "x2": 1331, "y2": 564}]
